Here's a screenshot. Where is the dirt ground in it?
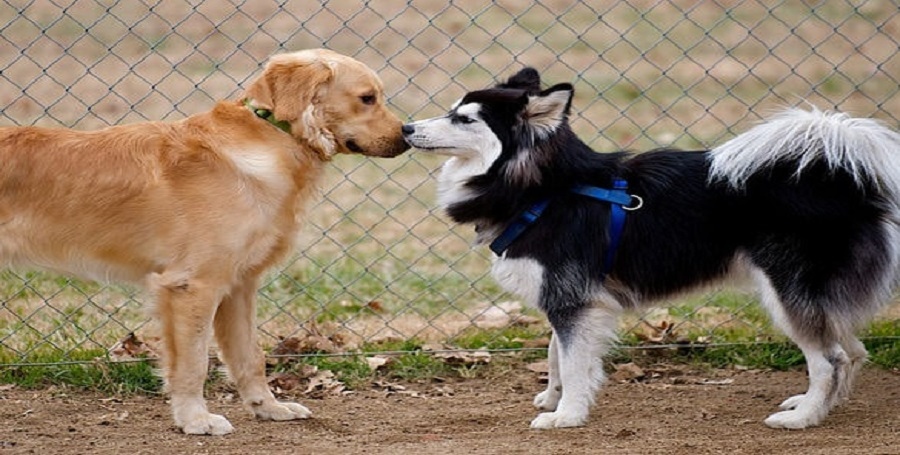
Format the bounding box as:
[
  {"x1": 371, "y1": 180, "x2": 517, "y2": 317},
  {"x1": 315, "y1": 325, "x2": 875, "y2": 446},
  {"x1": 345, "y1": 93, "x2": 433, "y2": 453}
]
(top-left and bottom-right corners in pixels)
[{"x1": 2, "y1": 365, "x2": 899, "y2": 455}]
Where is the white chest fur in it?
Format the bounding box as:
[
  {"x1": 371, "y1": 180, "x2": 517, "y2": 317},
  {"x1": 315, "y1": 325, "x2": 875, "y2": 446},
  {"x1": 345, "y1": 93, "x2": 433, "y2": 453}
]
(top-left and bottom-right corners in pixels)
[{"x1": 491, "y1": 256, "x2": 545, "y2": 308}]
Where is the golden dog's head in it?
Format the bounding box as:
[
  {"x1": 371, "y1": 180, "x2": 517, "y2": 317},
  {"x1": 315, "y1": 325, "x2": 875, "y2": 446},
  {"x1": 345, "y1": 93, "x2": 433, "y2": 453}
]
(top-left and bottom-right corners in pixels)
[{"x1": 243, "y1": 49, "x2": 409, "y2": 159}]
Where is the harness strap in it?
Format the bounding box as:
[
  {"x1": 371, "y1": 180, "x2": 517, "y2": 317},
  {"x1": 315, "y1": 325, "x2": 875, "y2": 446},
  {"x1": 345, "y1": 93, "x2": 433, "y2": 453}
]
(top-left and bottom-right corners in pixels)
[
  {"x1": 488, "y1": 179, "x2": 637, "y2": 280},
  {"x1": 570, "y1": 182, "x2": 633, "y2": 206},
  {"x1": 489, "y1": 199, "x2": 551, "y2": 255},
  {"x1": 602, "y1": 179, "x2": 629, "y2": 275}
]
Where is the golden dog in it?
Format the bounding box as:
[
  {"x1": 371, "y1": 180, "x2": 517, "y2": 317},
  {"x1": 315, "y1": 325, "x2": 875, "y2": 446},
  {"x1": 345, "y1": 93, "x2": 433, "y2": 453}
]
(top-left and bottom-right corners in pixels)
[{"x1": 0, "y1": 49, "x2": 408, "y2": 435}]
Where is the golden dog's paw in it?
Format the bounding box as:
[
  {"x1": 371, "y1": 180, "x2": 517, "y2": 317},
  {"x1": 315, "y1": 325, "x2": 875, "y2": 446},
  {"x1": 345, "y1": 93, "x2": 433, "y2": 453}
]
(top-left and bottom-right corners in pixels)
[
  {"x1": 253, "y1": 401, "x2": 312, "y2": 421},
  {"x1": 180, "y1": 413, "x2": 234, "y2": 435}
]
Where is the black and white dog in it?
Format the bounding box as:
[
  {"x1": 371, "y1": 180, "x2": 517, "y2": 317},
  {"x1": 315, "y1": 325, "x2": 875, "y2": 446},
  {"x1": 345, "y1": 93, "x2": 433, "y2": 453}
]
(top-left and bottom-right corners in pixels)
[{"x1": 402, "y1": 68, "x2": 900, "y2": 430}]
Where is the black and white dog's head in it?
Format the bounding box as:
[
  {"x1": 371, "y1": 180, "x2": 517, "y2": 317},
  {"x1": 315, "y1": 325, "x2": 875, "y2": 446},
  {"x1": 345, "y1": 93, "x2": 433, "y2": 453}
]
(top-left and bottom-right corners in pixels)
[{"x1": 402, "y1": 69, "x2": 575, "y2": 210}]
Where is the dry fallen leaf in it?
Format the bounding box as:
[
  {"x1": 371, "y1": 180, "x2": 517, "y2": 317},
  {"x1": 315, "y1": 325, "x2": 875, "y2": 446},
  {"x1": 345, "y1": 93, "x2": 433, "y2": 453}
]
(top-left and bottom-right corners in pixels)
[
  {"x1": 365, "y1": 355, "x2": 392, "y2": 371},
  {"x1": 433, "y1": 350, "x2": 492, "y2": 366},
  {"x1": 372, "y1": 379, "x2": 406, "y2": 392},
  {"x1": 108, "y1": 332, "x2": 159, "y2": 361},
  {"x1": 637, "y1": 320, "x2": 672, "y2": 343},
  {"x1": 610, "y1": 362, "x2": 645, "y2": 383},
  {"x1": 510, "y1": 314, "x2": 543, "y2": 326},
  {"x1": 366, "y1": 300, "x2": 385, "y2": 313},
  {"x1": 373, "y1": 380, "x2": 424, "y2": 398},
  {"x1": 268, "y1": 371, "x2": 305, "y2": 392},
  {"x1": 367, "y1": 333, "x2": 403, "y2": 345},
  {"x1": 421, "y1": 343, "x2": 444, "y2": 352},
  {"x1": 303, "y1": 370, "x2": 346, "y2": 397},
  {"x1": 472, "y1": 301, "x2": 533, "y2": 329},
  {"x1": 271, "y1": 323, "x2": 349, "y2": 357},
  {"x1": 296, "y1": 364, "x2": 320, "y2": 379},
  {"x1": 635, "y1": 320, "x2": 691, "y2": 345},
  {"x1": 474, "y1": 306, "x2": 514, "y2": 329},
  {"x1": 271, "y1": 335, "x2": 335, "y2": 356},
  {"x1": 267, "y1": 363, "x2": 323, "y2": 393},
  {"x1": 517, "y1": 337, "x2": 551, "y2": 349},
  {"x1": 699, "y1": 378, "x2": 735, "y2": 386},
  {"x1": 525, "y1": 360, "x2": 549, "y2": 374},
  {"x1": 430, "y1": 385, "x2": 455, "y2": 397}
]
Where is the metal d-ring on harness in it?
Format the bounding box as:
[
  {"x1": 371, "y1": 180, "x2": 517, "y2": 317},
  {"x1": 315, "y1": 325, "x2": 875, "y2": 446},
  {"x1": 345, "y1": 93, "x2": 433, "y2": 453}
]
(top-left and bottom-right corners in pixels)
[{"x1": 488, "y1": 178, "x2": 642, "y2": 278}]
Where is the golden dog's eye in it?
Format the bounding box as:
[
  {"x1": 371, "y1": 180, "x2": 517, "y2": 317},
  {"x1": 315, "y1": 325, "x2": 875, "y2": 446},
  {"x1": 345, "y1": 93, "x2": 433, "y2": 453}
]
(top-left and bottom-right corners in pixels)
[{"x1": 360, "y1": 95, "x2": 376, "y2": 105}]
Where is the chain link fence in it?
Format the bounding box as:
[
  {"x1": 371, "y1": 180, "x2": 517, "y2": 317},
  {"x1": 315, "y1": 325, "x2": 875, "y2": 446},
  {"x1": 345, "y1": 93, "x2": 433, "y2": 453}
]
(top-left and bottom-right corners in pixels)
[{"x1": 0, "y1": 0, "x2": 898, "y2": 364}]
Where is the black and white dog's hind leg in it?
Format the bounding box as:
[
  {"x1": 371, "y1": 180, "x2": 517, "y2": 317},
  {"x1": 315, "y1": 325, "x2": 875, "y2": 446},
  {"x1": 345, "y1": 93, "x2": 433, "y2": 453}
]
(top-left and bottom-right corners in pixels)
[
  {"x1": 711, "y1": 108, "x2": 900, "y2": 429},
  {"x1": 750, "y1": 264, "x2": 891, "y2": 429}
]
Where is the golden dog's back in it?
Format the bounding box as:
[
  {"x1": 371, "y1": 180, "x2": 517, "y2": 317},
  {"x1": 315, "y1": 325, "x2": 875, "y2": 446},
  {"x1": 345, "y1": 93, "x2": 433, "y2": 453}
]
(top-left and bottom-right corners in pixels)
[
  {"x1": 0, "y1": 123, "x2": 175, "y2": 281},
  {"x1": 0, "y1": 106, "x2": 311, "y2": 285}
]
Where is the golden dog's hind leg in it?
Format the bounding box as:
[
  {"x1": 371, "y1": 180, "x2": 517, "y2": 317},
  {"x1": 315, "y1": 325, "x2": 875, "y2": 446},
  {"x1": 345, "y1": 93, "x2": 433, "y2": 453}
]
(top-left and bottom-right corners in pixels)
[
  {"x1": 152, "y1": 272, "x2": 235, "y2": 435},
  {"x1": 214, "y1": 276, "x2": 312, "y2": 422}
]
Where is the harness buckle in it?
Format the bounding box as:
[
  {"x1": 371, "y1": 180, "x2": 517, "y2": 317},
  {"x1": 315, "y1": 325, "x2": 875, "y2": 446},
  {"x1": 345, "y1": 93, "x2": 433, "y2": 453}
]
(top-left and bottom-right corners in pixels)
[{"x1": 623, "y1": 195, "x2": 643, "y2": 211}]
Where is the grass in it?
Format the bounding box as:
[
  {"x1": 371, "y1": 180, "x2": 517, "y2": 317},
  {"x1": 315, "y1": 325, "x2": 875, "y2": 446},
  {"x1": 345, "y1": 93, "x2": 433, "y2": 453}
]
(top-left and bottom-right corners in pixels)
[
  {"x1": 4, "y1": 280, "x2": 900, "y2": 394},
  {"x1": 3, "y1": 322, "x2": 900, "y2": 395},
  {"x1": 0, "y1": 349, "x2": 161, "y2": 394}
]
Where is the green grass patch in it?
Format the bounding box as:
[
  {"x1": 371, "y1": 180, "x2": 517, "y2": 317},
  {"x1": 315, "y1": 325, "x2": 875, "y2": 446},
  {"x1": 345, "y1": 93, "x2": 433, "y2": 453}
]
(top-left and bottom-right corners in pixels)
[
  {"x1": 3, "y1": 334, "x2": 900, "y2": 394},
  {"x1": 616, "y1": 336, "x2": 900, "y2": 372},
  {"x1": 3, "y1": 295, "x2": 900, "y2": 392},
  {"x1": 359, "y1": 338, "x2": 424, "y2": 353},
  {"x1": 451, "y1": 325, "x2": 548, "y2": 350},
  {"x1": 861, "y1": 320, "x2": 900, "y2": 368},
  {"x1": 0, "y1": 349, "x2": 161, "y2": 394},
  {"x1": 259, "y1": 254, "x2": 503, "y2": 325},
  {"x1": 865, "y1": 338, "x2": 900, "y2": 369},
  {"x1": 296, "y1": 355, "x2": 374, "y2": 390},
  {"x1": 384, "y1": 351, "x2": 453, "y2": 380},
  {"x1": 684, "y1": 343, "x2": 806, "y2": 371}
]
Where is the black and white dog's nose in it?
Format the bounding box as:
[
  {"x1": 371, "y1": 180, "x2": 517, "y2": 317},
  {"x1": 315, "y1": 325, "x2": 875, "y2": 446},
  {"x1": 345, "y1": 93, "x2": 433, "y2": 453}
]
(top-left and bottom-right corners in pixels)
[{"x1": 401, "y1": 124, "x2": 415, "y2": 135}]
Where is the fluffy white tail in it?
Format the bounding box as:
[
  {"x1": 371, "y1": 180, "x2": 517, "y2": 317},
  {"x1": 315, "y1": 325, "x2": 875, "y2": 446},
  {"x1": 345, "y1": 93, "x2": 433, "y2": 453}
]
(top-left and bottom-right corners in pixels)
[{"x1": 709, "y1": 107, "x2": 900, "y2": 197}]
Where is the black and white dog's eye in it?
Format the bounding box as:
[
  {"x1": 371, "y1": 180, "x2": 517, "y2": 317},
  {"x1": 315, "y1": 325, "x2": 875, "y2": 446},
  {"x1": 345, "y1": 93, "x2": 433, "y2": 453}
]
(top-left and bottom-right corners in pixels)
[{"x1": 456, "y1": 116, "x2": 475, "y2": 124}]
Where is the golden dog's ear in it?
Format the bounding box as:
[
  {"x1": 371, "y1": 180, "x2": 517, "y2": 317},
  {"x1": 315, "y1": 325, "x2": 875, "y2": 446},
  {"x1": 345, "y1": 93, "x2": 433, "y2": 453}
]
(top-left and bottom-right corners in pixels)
[
  {"x1": 243, "y1": 52, "x2": 338, "y2": 157},
  {"x1": 243, "y1": 53, "x2": 334, "y2": 125}
]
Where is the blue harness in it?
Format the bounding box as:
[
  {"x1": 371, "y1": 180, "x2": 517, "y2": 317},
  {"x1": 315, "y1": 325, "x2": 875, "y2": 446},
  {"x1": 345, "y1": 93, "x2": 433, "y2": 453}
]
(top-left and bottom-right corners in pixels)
[{"x1": 488, "y1": 178, "x2": 641, "y2": 278}]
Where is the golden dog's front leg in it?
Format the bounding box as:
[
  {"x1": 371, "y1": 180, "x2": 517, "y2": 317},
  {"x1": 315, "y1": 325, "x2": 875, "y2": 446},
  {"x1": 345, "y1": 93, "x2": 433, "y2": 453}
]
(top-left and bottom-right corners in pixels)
[
  {"x1": 152, "y1": 272, "x2": 234, "y2": 435},
  {"x1": 214, "y1": 276, "x2": 312, "y2": 422}
]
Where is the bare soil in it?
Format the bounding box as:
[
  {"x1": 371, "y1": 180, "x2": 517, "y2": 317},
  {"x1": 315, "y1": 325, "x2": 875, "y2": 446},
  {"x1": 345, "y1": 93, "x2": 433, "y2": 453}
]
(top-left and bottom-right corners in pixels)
[{"x1": 2, "y1": 366, "x2": 899, "y2": 455}]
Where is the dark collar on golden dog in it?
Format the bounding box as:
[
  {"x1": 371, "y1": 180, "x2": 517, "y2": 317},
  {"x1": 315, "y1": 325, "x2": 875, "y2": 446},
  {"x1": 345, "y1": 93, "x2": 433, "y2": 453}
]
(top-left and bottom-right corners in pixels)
[{"x1": 243, "y1": 99, "x2": 292, "y2": 134}]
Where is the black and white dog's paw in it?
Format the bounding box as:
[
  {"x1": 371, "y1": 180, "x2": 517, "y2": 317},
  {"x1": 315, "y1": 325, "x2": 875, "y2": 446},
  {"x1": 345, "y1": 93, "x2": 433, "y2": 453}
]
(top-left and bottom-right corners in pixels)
[
  {"x1": 530, "y1": 410, "x2": 587, "y2": 429},
  {"x1": 532, "y1": 388, "x2": 561, "y2": 411},
  {"x1": 764, "y1": 396, "x2": 828, "y2": 429},
  {"x1": 777, "y1": 393, "x2": 806, "y2": 411},
  {"x1": 764, "y1": 408, "x2": 825, "y2": 429}
]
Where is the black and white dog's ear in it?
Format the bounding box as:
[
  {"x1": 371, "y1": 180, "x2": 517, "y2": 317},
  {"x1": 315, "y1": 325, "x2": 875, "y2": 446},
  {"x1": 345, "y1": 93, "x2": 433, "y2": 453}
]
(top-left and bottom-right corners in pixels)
[
  {"x1": 524, "y1": 83, "x2": 573, "y2": 134},
  {"x1": 499, "y1": 67, "x2": 541, "y2": 91}
]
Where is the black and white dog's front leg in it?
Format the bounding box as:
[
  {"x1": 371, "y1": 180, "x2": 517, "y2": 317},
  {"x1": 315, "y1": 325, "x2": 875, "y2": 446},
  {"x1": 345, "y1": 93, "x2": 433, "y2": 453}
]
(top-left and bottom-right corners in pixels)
[
  {"x1": 530, "y1": 306, "x2": 620, "y2": 429},
  {"x1": 491, "y1": 257, "x2": 621, "y2": 429},
  {"x1": 533, "y1": 331, "x2": 561, "y2": 411}
]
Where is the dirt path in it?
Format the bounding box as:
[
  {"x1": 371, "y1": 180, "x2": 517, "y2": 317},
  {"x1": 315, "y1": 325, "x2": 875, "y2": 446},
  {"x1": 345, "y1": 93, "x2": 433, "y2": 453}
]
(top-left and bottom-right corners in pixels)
[{"x1": 2, "y1": 366, "x2": 899, "y2": 455}]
